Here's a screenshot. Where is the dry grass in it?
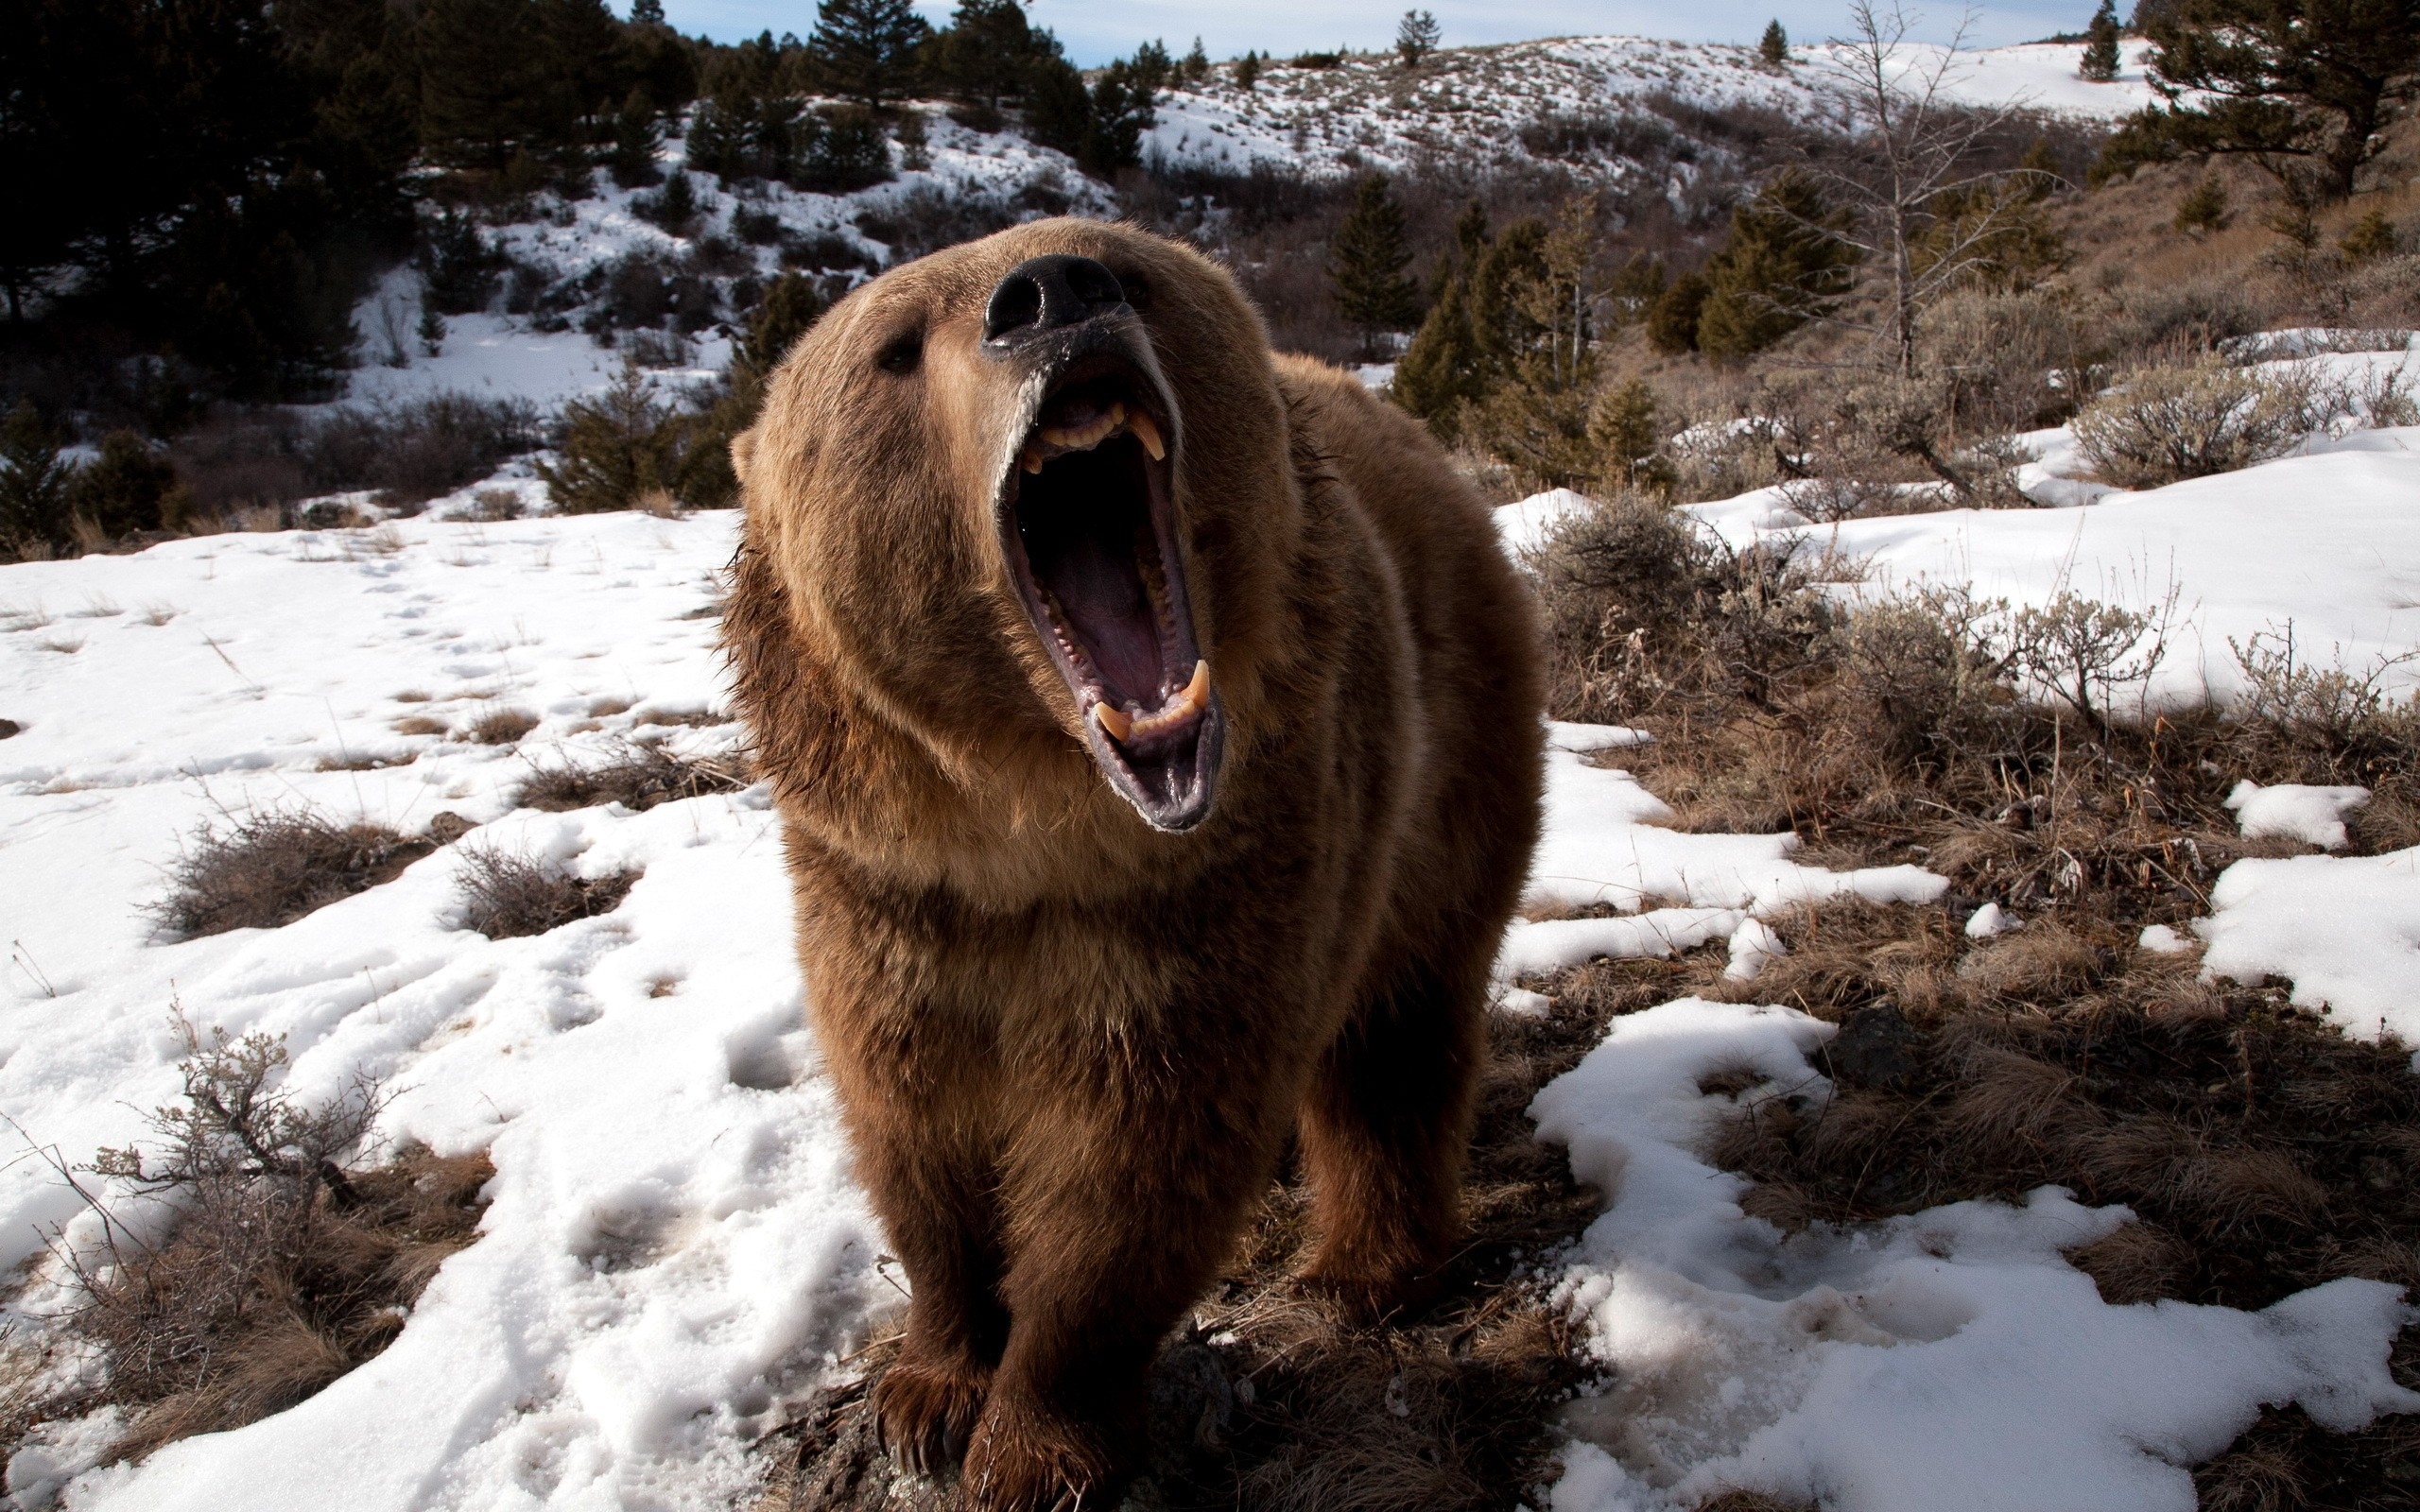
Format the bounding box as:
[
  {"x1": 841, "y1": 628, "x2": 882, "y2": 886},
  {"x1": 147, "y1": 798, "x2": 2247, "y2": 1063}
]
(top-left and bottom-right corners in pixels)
[
  {"x1": 464, "y1": 708, "x2": 540, "y2": 746},
  {"x1": 452, "y1": 846, "x2": 640, "y2": 938},
  {"x1": 13, "y1": 1022, "x2": 492, "y2": 1467},
  {"x1": 151, "y1": 811, "x2": 435, "y2": 938},
  {"x1": 1498, "y1": 487, "x2": 2420, "y2": 1503},
  {"x1": 755, "y1": 976, "x2": 1609, "y2": 1511},
  {"x1": 513, "y1": 741, "x2": 749, "y2": 815}
]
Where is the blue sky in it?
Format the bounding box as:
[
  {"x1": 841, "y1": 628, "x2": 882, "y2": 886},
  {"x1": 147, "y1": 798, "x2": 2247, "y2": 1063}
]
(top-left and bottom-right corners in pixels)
[{"x1": 649, "y1": 2, "x2": 2099, "y2": 67}]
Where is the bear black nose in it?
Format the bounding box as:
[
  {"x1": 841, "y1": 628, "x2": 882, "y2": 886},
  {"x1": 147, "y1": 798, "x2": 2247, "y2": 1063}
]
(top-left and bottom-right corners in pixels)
[{"x1": 984, "y1": 255, "x2": 1126, "y2": 344}]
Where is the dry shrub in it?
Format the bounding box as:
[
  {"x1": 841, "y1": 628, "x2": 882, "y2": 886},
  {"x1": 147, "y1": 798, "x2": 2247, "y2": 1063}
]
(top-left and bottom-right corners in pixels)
[
  {"x1": 1525, "y1": 492, "x2": 1834, "y2": 723},
  {"x1": 513, "y1": 741, "x2": 749, "y2": 814},
  {"x1": 36, "y1": 1020, "x2": 490, "y2": 1462},
  {"x1": 453, "y1": 846, "x2": 639, "y2": 938},
  {"x1": 2071, "y1": 363, "x2": 2325, "y2": 488},
  {"x1": 464, "y1": 708, "x2": 539, "y2": 746},
  {"x1": 392, "y1": 714, "x2": 448, "y2": 736},
  {"x1": 152, "y1": 812, "x2": 434, "y2": 937}
]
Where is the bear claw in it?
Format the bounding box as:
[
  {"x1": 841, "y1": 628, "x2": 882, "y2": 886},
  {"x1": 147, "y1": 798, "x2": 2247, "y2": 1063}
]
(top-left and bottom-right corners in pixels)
[{"x1": 872, "y1": 1356, "x2": 990, "y2": 1480}]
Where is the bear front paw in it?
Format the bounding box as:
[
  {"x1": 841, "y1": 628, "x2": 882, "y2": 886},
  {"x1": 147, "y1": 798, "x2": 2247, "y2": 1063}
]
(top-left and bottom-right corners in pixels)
[
  {"x1": 959, "y1": 1393, "x2": 1120, "y2": 1512},
  {"x1": 872, "y1": 1354, "x2": 990, "y2": 1480}
]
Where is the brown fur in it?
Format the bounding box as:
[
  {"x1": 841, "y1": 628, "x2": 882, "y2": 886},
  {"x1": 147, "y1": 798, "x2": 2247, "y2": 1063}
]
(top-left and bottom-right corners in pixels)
[{"x1": 723, "y1": 220, "x2": 1543, "y2": 1509}]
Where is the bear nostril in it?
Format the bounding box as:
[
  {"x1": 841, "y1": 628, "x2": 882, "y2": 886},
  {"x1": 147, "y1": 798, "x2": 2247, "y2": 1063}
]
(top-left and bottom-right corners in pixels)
[
  {"x1": 985, "y1": 255, "x2": 1126, "y2": 345},
  {"x1": 984, "y1": 274, "x2": 1045, "y2": 342}
]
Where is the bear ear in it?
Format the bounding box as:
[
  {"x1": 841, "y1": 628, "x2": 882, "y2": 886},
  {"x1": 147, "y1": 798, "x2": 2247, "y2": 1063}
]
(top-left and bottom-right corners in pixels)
[{"x1": 730, "y1": 428, "x2": 759, "y2": 490}]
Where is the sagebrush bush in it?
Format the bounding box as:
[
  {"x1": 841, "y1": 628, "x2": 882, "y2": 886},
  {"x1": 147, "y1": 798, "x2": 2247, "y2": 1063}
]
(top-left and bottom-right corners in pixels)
[
  {"x1": 153, "y1": 812, "x2": 434, "y2": 937},
  {"x1": 1526, "y1": 492, "x2": 1834, "y2": 721},
  {"x1": 2070, "y1": 364, "x2": 2320, "y2": 488},
  {"x1": 453, "y1": 847, "x2": 638, "y2": 938},
  {"x1": 514, "y1": 741, "x2": 749, "y2": 814},
  {"x1": 49, "y1": 1019, "x2": 491, "y2": 1461}
]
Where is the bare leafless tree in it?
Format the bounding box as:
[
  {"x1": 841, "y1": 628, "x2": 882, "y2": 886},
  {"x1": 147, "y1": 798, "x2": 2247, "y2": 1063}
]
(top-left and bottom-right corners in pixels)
[{"x1": 1796, "y1": 1, "x2": 2054, "y2": 374}]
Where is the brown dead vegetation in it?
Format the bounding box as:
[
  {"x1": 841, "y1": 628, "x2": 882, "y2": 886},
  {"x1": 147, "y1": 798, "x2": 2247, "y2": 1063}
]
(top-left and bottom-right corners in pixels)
[
  {"x1": 151, "y1": 811, "x2": 436, "y2": 938},
  {"x1": 513, "y1": 740, "x2": 750, "y2": 814},
  {"x1": 15, "y1": 1022, "x2": 491, "y2": 1466},
  {"x1": 1512, "y1": 489, "x2": 2420, "y2": 1503},
  {"x1": 452, "y1": 845, "x2": 639, "y2": 938}
]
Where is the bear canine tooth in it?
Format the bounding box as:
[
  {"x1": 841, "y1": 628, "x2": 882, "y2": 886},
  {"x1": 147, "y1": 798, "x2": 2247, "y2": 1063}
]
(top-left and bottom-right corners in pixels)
[
  {"x1": 1092, "y1": 702, "x2": 1133, "y2": 741},
  {"x1": 1128, "y1": 409, "x2": 1166, "y2": 461},
  {"x1": 1022, "y1": 445, "x2": 1044, "y2": 473},
  {"x1": 1181, "y1": 659, "x2": 1209, "y2": 710}
]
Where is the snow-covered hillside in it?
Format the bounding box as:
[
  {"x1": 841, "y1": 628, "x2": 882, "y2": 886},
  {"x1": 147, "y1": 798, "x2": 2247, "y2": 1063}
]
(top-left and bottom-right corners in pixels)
[
  {"x1": 340, "y1": 35, "x2": 2154, "y2": 421},
  {"x1": 1148, "y1": 37, "x2": 2156, "y2": 180}
]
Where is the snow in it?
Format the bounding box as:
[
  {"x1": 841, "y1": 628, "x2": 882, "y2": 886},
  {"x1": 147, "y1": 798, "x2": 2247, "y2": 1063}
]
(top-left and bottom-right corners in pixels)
[
  {"x1": 1147, "y1": 38, "x2": 2155, "y2": 186},
  {"x1": 1529, "y1": 998, "x2": 2420, "y2": 1512},
  {"x1": 2225, "y1": 779, "x2": 2371, "y2": 850},
  {"x1": 2193, "y1": 847, "x2": 2420, "y2": 1061},
  {"x1": 1962, "y1": 901, "x2": 2012, "y2": 938},
  {"x1": 1, "y1": 510, "x2": 886, "y2": 1510},
  {"x1": 1679, "y1": 426, "x2": 2420, "y2": 710},
  {"x1": 1495, "y1": 725, "x2": 1945, "y2": 986}
]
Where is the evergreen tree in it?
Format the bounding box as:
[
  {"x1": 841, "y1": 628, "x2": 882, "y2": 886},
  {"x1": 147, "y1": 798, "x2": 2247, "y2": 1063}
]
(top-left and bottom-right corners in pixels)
[
  {"x1": 1391, "y1": 200, "x2": 1491, "y2": 437},
  {"x1": 1397, "y1": 10, "x2": 1442, "y2": 68},
  {"x1": 1025, "y1": 57, "x2": 1095, "y2": 159},
  {"x1": 1236, "y1": 51, "x2": 1261, "y2": 92},
  {"x1": 1183, "y1": 37, "x2": 1210, "y2": 84},
  {"x1": 808, "y1": 0, "x2": 931, "y2": 110},
  {"x1": 418, "y1": 0, "x2": 542, "y2": 169},
  {"x1": 609, "y1": 88, "x2": 665, "y2": 186},
  {"x1": 538, "y1": 0, "x2": 633, "y2": 153},
  {"x1": 1759, "y1": 20, "x2": 1789, "y2": 66},
  {"x1": 1129, "y1": 40, "x2": 1175, "y2": 95},
  {"x1": 0, "y1": 403, "x2": 75, "y2": 556},
  {"x1": 2099, "y1": 0, "x2": 2419, "y2": 199},
  {"x1": 925, "y1": 0, "x2": 1047, "y2": 115},
  {"x1": 1645, "y1": 271, "x2": 1709, "y2": 355},
  {"x1": 1331, "y1": 175, "x2": 1422, "y2": 355},
  {"x1": 1589, "y1": 378, "x2": 1674, "y2": 496},
  {"x1": 630, "y1": 0, "x2": 666, "y2": 23},
  {"x1": 67, "y1": 431, "x2": 179, "y2": 539},
  {"x1": 1695, "y1": 173, "x2": 1858, "y2": 363},
  {"x1": 2340, "y1": 206, "x2": 2397, "y2": 261},
  {"x1": 2080, "y1": 0, "x2": 2121, "y2": 80},
  {"x1": 2173, "y1": 173, "x2": 2230, "y2": 234}
]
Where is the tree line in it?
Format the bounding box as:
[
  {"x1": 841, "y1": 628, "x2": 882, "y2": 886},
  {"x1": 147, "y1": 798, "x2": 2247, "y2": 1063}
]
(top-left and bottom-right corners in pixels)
[{"x1": 0, "y1": 0, "x2": 1190, "y2": 412}]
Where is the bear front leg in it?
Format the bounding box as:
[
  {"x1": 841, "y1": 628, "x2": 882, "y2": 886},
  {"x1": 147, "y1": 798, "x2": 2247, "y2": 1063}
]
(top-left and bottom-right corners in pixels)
[
  {"x1": 958, "y1": 1084, "x2": 1278, "y2": 1512},
  {"x1": 853, "y1": 1126, "x2": 1008, "y2": 1479},
  {"x1": 1297, "y1": 947, "x2": 1489, "y2": 1319}
]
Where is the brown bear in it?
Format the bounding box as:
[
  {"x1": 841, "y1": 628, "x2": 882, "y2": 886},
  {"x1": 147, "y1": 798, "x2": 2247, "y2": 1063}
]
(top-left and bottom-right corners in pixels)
[{"x1": 723, "y1": 219, "x2": 1544, "y2": 1510}]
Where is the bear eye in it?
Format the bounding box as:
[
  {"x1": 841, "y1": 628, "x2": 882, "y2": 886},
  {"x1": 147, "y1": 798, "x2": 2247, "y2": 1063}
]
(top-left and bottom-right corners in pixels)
[
  {"x1": 1119, "y1": 272, "x2": 1152, "y2": 312},
  {"x1": 875, "y1": 329, "x2": 924, "y2": 374}
]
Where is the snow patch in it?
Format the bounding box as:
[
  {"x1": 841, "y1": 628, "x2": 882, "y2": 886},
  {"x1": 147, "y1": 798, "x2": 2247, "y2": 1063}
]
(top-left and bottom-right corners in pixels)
[
  {"x1": 1530, "y1": 999, "x2": 2420, "y2": 1512},
  {"x1": 2225, "y1": 780, "x2": 2370, "y2": 850}
]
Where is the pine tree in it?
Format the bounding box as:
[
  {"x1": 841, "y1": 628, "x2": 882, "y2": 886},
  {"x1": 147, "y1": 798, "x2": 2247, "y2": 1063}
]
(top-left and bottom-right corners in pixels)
[
  {"x1": 1182, "y1": 37, "x2": 1210, "y2": 84},
  {"x1": 2100, "y1": 0, "x2": 2419, "y2": 199},
  {"x1": 925, "y1": 0, "x2": 1039, "y2": 115},
  {"x1": 630, "y1": 0, "x2": 666, "y2": 24},
  {"x1": 1645, "y1": 271, "x2": 1709, "y2": 355},
  {"x1": 1391, "y1": 200, "x2": 1491, "y2": 437},
  {"x1": 1758, "y1": 20, "x2": 1789, "y2": 66},
  {"x1": 609, "y1": 88, "x2": 665, "y2": 187},
  {"x1": 808, "y1": 0, "x2": 931, "y2": 110},
  {"x1": 417, "y1": 0, "x2": 540, "y2": 170},
  {"x1": 2079, "y1": 0, "x2": 2120, "y2": 81},
  {"x1": 1331, "y1": 175, "x2": 1422, "y2": 356},
  {"x1": 1396, "y1": 10, "x2": 1442, "y2": 68},
  {"x1": 2340, "y1": 206, "x2": 2397, "y2": 261},
  {"x1": 2173, "y1": 174, "x2": 2230, "y2": 235},
  {"x1": 1695, "y1": 174, "x2": 1857, "y2": 363},
  {"x1": 1589, "y1": 378, "x2": 1674, "y2": 496},
  {"x1": 1236, "y1": 51, "x2": 1260, "y2": 92},
  {"x1": 67, "y1": 431, "x2": 178, "y2": 539},
  {"x1": 0, "y1": 403, "x2": 75, "y2": 555}
]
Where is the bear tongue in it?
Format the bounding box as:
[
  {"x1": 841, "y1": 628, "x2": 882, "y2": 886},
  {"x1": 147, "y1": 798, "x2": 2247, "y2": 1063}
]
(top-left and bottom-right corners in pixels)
[{"x1": 1047, "y1": 534, "x2": 1163, "y2": 701}]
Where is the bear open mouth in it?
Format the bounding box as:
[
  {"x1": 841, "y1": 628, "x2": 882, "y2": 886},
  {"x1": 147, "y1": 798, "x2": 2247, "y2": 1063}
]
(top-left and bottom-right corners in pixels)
[{"x1": 1001, "y1": 360, "x2": 1223, "y2": 832}]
